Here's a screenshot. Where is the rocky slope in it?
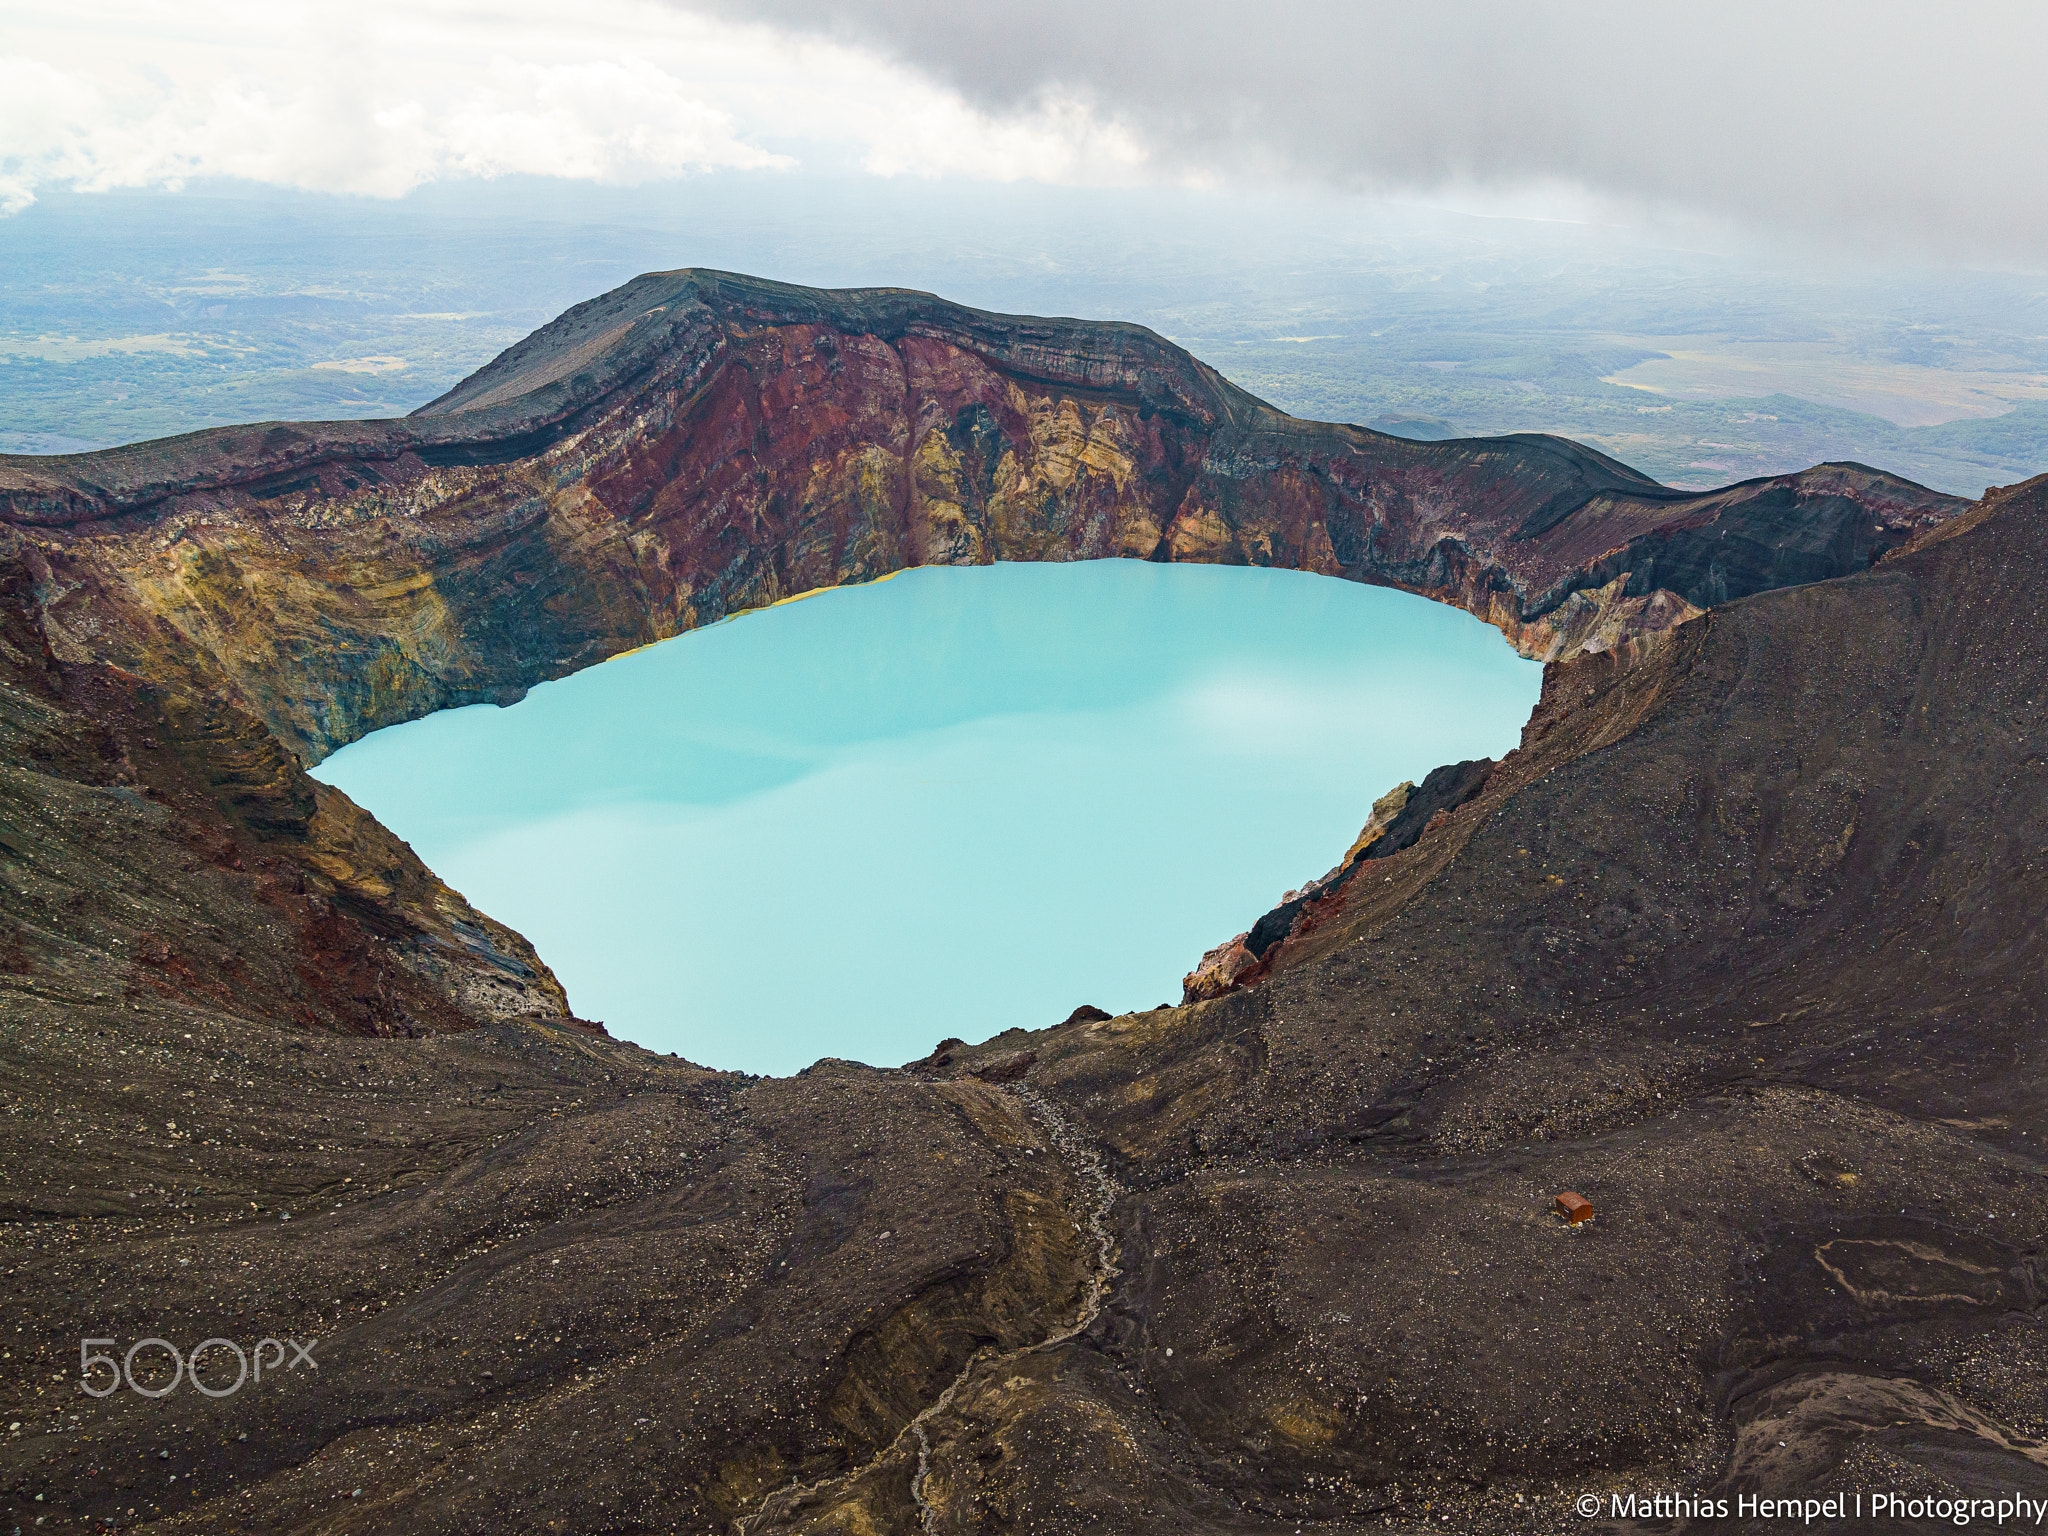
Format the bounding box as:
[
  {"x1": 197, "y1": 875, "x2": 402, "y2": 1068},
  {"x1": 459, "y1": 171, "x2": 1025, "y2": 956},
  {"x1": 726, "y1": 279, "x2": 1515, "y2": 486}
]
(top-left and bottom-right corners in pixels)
[
  {"x1": 2, "y1": 270, "x2": 1959, "y2": 769},
  {"x1": 0, "y1": 273, "x2": 2038, "y2": 1535}
]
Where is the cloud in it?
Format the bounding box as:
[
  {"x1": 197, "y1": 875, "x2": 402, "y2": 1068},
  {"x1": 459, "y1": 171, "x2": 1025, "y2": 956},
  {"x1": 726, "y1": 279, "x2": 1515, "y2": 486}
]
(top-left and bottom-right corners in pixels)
[
  {"x1": 10, "y1": 0, "x2": 2040, "y2": 257},
  {"x1": 0, "y1": 5, "x2": 784, "y2": 205},
  {"x1": 0, "y1": 0, "x2": 1144, "y2": 211},
  {"x1": 678, "y1": 0, "x2": 2048, "y2": 256}
]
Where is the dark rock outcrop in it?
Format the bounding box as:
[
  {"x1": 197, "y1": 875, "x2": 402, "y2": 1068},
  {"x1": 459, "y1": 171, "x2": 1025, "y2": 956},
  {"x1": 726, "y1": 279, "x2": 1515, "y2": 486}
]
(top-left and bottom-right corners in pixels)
[
  {"x1": 1236, "y1": 756, "x2": 1498, "y2": 972},
  {"x1": 1354, "y1": 755, "x2": 1495, "y2": 864},
  {"x1": 1190, "y1": 756, "x2": 1505, "y2": 1003}
]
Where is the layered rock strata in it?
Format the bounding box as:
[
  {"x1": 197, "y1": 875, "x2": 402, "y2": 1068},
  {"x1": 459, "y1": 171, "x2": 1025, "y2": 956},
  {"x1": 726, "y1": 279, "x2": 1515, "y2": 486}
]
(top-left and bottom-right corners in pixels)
[{"x1": 2, "y1": 270, "x2": 1961, "y2": 770}]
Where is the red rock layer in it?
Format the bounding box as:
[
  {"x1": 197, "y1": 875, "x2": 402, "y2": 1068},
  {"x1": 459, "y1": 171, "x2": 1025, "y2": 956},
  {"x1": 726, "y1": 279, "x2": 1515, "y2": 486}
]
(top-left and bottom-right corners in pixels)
[{"x1": 0, "y1": 270, "x2": 1964, "y2": 769}]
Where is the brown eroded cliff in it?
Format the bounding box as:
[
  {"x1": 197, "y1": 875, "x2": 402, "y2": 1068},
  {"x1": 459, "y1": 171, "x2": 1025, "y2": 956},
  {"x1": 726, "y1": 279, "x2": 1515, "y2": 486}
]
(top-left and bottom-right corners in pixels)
[{"x1": 1, "y1": 270, "x2": 1961, "y2": 770}]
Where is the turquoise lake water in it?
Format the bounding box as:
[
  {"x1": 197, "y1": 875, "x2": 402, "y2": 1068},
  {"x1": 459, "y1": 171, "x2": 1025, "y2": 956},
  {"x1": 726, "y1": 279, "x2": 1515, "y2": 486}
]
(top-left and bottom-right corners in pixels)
[{"x1": 311, "y1": 562, "x2": 1542, "y2": 1075}]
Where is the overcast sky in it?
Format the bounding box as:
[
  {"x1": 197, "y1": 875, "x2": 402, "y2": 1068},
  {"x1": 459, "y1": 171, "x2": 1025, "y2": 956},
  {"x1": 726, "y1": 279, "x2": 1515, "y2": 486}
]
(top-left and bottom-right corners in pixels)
[{"x1": 3, "y1": 0, "x2": 2042, "y2": 259}]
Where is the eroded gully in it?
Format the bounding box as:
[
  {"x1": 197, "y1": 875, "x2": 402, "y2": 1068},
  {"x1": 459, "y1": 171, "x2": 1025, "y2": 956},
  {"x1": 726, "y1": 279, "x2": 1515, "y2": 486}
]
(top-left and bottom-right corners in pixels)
[{"x1": 735, "y1": 1084, "x2": 1121, "y2": 1535}]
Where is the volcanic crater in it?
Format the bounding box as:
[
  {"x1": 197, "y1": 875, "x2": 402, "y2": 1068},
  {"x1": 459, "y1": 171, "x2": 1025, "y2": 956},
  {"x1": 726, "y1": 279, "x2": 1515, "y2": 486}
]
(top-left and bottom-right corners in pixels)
[{"x1": 0, "y1": 271, "x2": 2040, "y2": 1534}]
